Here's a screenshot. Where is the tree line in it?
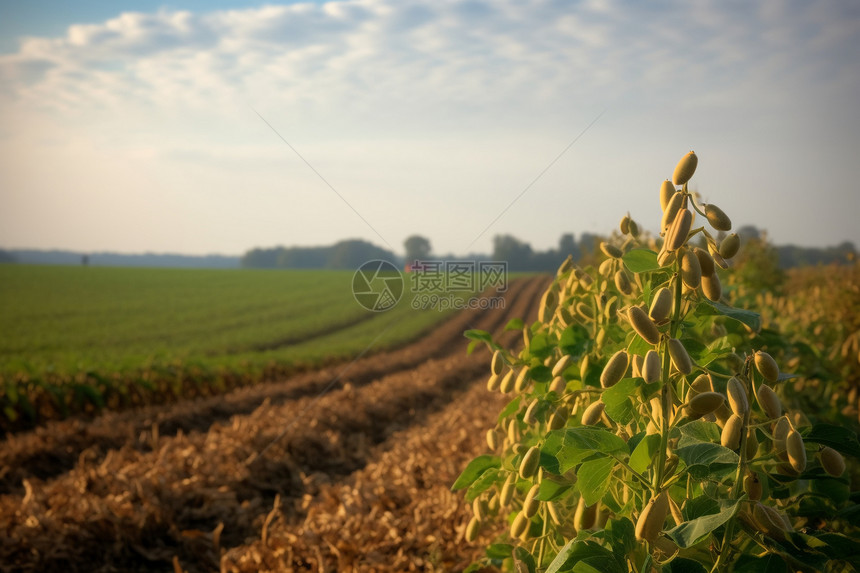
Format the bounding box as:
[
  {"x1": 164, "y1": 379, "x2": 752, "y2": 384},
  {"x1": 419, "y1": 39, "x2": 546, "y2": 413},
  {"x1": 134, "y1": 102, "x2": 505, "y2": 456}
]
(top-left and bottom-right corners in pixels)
[
  {"x1": 1, "y1": 229, "x2": 853, "y2": 271},
  {"x1": 240, "y1": 240, "x2": 397, "y2": 270}
]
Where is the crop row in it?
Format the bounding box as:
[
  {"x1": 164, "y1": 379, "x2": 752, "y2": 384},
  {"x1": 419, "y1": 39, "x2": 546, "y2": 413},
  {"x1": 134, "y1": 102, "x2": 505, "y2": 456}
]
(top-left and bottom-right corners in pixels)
[
  {"x1": 0, "y1": 265, "x2": 487, "y2": 431},
  {"x1": 724, "y1": 261, "x2": 860, "y2": 428}
]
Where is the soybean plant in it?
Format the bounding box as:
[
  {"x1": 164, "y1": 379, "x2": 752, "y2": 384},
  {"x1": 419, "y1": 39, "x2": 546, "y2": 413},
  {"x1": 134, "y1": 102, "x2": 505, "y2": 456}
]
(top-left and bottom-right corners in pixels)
[{"x1": 455, "y1": 152, "x2": 859, "y2": 573}]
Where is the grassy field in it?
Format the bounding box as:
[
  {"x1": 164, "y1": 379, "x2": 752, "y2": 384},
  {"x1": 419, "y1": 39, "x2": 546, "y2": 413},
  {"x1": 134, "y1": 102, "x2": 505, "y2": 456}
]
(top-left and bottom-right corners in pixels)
[{"x1": 0, "y1": 264, "x2": 481, "y2": 428}]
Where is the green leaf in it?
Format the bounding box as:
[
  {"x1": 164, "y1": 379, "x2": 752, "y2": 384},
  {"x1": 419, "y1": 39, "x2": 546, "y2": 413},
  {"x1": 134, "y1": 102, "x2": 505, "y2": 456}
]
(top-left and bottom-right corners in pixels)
[
  {"x1": 802, "y1": 424, "x2": 860, "y2": 459},
  {"x1": 676, "y1": 443, "x2": 738, "y2": 480},
  {"x1": 572, "y1": 563, "x2": 604, "y2": 573},
  {"x1": 666, "y1": 499, "x2": 742, "y2": 548},
  {"x1": 539, "y1": 449, "x2": 561, "y2": 476},
  {"x1": 837, "y1": 502, "x2": 860, "y2": 521},
  {"x1": 677, "y1": 443, "x2": 739, "y2": 466},
  {"x1": 678, "y1": 338, "x2": 708, "y2": 363},
  {"x1": 626, "y1": 431, "x2": 646, "y2": 455},
  {"x1": 697, "y1": 300, "x2": 762, "y2": 333},
  {"x1": 808, "y1": 476, "x2": 850, "y2": 506},
  {"x1": 498, "y1": 395, "x2": 523, "y2": 424},
  {"x1": 733, "y1": 554, "x2": 788, "y2": 573},
  {"x1": 677, "y1": 420, "x2": 721, "y2": 448},
  {"x1": 601, "y1": 378, "x2": 638, "y2": 425},
  {"x1": 640, "y1": 380, "x2": 662, "y2": 401},
  {"x1": 486, "y1": 543, "x2": 514, "y2": 560},
  {"x1": 622, "y1": 249, "x2": 660, "y2": 273},
  {"x1": 528, "y1": 332, "x2": 554, "y2": 360},
  {"x1": 811, "y1": 532, "x2": 860, "y2": 564},
  {"x1": 544, "y1": 427, "x2": 628, "y2": 474},
  {"x1": 603, "y1": 518, "x2": 636, "y2": 568},
  {"x1": 452, "y1": 455, "x2": 500, "y2": 491},
  {"x1": 3, "y1": 406, "x2": 18, "y2": 422},
  {"x1": 627, "y1": 336, "x2": 653, "y2": 358},
  {"x1": 630, "y1": 434, "x2": 661, "y2": 474},
  {"x1": 546, "y1": 540, "x2": 621, "y2": 573},
  {"x1": 464, "y1": 329, "x2": 493, "y2": 342},
  {"x1": 581, "y1": 359, "x2": 602, "y2": 388},
  {"x1": 576, "y1": 457, "x2": 616, "y2": 506},
  {"x1": 560, "y1": 324, "x2": 590, "y2": 358},
  {"x1": 465, "y1": 468, "x2": 501, "y2": 502},
  {"x1": 505, "y1": 318, "x2": 524, "y2": 331},
  {"x1": 73, "y1": 383, "x2": 104, "y2": 409},
  {"x1": 513, "y1": 546, "x2": 536, "y2": 573},
  {"x1": 5, "y1": 382, "x2": 19, "y2": 404},
  {"x1": 699, "y1": 337, "x2": 733, "y2": 367},
  {"x1": 537, "y1": 478, "x2": 573, "y2": 502},
  {"x1": 683, "y1": 496, "x2": 719, "y2": 521},
  {"x1": 669, "y1": 558, "x2": 708, "y2": 573},
  {"x1": 780, "y1": 531, "x2": 836, "y2": 570},
  {"x1": 529, "y1": 365, "x2": 553, "y2": 383}
]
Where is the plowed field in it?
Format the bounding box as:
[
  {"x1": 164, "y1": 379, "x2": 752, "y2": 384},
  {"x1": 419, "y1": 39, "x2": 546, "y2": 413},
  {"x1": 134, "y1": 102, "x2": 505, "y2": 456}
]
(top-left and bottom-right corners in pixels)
[{"x1": 0, "y1": 275, "x2": 549, "y2": 572}]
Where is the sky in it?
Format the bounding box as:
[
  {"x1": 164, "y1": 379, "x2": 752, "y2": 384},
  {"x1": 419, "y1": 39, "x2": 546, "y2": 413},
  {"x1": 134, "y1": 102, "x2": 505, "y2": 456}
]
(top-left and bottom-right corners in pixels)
[{"x1": 0, "y1": 0, "x2": 858, "y2": 258}]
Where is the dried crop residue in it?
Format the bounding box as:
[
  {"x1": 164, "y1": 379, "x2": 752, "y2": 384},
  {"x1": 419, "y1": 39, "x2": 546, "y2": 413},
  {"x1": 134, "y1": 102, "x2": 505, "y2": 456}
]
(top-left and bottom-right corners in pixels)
[
  {"x1": 0, "y1": 276, "x2": 548, "y2": 572},
  {"x1": 222, "y1": 380, "x2": 508, "y2": 572}
]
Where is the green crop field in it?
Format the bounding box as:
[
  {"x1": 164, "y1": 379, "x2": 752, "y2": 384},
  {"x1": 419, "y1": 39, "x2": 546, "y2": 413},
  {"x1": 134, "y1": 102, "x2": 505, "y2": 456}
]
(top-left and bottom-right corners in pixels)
[{"x1": 0, "y1": 264, "x2": 479, "y2": 428}]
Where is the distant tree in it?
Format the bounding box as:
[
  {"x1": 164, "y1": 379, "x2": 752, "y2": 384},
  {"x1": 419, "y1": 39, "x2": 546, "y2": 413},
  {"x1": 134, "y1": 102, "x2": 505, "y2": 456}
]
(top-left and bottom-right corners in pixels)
[
  {"x1": 775, "y1": 242, "x2": 857, "y2": 268},
  {"x1": 736, "y1": 225, "x2": 761, "y2": 242},
  {"x1": 242, "y1": 240, "x2": 397, "y2": 270},
  {"x1": 578, "y1": 232, "x2": 601, "y2": 266},
  {"x1": 493, "y1": 235, "x2": 534, "y2": 271},
  {"x1": 836, "y1": 242, "x2": 857, "y2": 264},
  {"x1": 836, "y1": 241, "x2": 856, "y2": 254},
  {"x1": 487, "y1": 232, "x2": 605, "y2": 272},
  {"x1": 328, "y1": 239, "x2": 396, "y2": 269},
  {"x1": 404, "y1": 235, "x2": 432, "y2": 263},
  {"x1": 277, "y1": 246, "x2": 327, "y2": 269},
  {"x1": 558, "y1": 233, "x2": 577, "y2": 256},
  {"x1": 81, "y1": 254, "x2": 89, "y2": 266},
  {"x1": 532, "y1": 249, "x2": 564, "y2": 272},
  {"x1": 733, "y1": 232, "x2": 785, "y2": 294},
  {"x1": 241, "y1": 247, "x2": 282, "y2": 268},
  {"x1": 0, "y1": 250, "x2": 16, "y2": 264}
]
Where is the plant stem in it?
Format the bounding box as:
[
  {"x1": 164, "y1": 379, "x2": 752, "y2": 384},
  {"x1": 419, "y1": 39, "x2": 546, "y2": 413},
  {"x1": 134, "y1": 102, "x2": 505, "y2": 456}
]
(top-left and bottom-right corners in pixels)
[
  {"x1": 731, "y1": 404, "x2": 751, "y2": 499},
  {"x1": 713, "y1": 382, "x2": 752, "y2": 572},
  {"x1": 537, "y1": 504, "x2": 548, "y2": 566},
  {"x1": 687, "y1": 226, "x2": 706, "y2": 242},
  {"x1": 670, "y1": 268, "x2": 683, "y2": 339},
  {"x1": 709, "y1": 530, "x2": 729, "y2": 573},
  {"x1": 654, "y1": 273, "x2": 683, "y2": 491},
  {"x1": 690, "y1": 197, "x2": 708, "y2": 219},
  {"x1": 701, "y1": 366, "x2": 733, "y2": 379},
  {"x1": 609, "y1": 452, "x2": 654, "y2": 493},
  {"x1": 655, "y1": 339, "x2": 671, "y2": 491}
]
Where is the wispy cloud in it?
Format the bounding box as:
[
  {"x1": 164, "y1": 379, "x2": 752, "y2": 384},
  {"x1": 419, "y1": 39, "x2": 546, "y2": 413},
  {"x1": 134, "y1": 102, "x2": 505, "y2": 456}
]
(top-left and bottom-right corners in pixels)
[
  {"x1": 0, "y1": 0, "x2": 858, "y2": 254},
  {"x1": 3, "y1": 0, "x2": 851, "y2": 118}
]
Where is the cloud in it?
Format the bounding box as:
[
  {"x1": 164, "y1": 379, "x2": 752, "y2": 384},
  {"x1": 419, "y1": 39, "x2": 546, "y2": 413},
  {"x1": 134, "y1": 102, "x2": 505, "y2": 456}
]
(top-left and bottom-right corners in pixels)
[
  {"x1": 1, "y1": 0, "x2": 856, "y2": 125},
  {"x1": 0, "y1": 56, "x2": 56, "y2": 90},
  {"x1": 0, "y1": 0, "x2": 858, "y2": 255}
]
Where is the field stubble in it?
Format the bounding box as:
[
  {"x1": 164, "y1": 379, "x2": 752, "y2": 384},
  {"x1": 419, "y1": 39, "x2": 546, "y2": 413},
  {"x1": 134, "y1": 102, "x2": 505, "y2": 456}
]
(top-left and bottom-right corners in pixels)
[{"x1": 0, "y1": 275, "x2": 547, "y2": 572}]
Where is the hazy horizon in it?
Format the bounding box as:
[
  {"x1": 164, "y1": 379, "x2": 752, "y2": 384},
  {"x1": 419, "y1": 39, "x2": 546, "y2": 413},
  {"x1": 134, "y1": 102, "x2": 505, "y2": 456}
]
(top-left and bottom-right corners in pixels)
[
  {"x1": 2, "y1": 225, "x2": 855, "y2": 262},
  {"x1": 2, "y1": 0, "x2": 858, "y2": 257}
]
